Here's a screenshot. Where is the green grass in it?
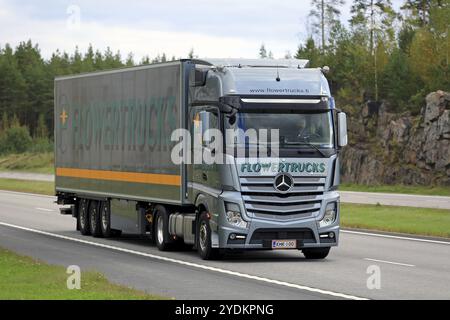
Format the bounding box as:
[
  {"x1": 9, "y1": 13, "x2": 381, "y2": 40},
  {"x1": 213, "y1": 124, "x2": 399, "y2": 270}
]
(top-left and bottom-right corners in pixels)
[
  {"x1": 341, "y1": 203, "x2": 450, "y2": 238},
  {"x1": 340, "y1": 183, "x2": 450, "y2": 197},
  {"x1": 0, "y1": 178, "x2": 54, "y2": 195},
  {"x1": 0, "y1": 247, "x2": 166, "y2": 300},
  {"x1": 0, "y1": 152, "x2": 54, "y2": 174}
]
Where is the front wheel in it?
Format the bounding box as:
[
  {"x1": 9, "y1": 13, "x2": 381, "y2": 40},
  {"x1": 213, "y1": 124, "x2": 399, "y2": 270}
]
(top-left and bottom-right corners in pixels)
[
  {"x1": 197, "y1": 212, "x2": 221, "y2": 260},
  {"x1": 302, "y1": 247, "x2": 331, "y2": 260}
]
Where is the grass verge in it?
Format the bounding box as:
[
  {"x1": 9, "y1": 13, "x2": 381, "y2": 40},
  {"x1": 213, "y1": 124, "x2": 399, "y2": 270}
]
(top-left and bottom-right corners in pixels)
[
  {"x1": 0, "y1": 247, "x2": 166, "y2": 299},
  {"x1": 0, "y1": 152, "x2": 54, "y2": 174},
  {"x1": 341, "y1": 203, "x2": 450, "y2": 238},
  {"x1": 0, "y1": 178, "x2": 54, "y2": 195},
  {"x1": 340, "y1": 183, "x2": 450, "y2": 197}
]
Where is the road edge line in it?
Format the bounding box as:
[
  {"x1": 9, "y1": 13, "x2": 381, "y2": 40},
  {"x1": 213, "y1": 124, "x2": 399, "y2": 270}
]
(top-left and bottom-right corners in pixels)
[{"x1": 0, "y1": 221, "x2": 368, "y2": 301}]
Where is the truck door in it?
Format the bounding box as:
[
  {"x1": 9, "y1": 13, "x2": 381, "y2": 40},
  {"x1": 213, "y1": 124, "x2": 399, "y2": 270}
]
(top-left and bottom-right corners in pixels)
[{"x1": 187, "y1": 107, "x2": 222, "y2": 201}]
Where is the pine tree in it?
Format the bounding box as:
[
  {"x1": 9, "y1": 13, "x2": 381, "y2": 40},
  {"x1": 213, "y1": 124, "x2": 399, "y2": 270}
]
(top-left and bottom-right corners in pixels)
[
  {"x1": 188, "y1": 48, "x2": 195, "y2": 59},
  {"x1": 401, "y1": 0, "x2": 434, "y2": 26},
  {"x1": 259, "y1": 44, "x2": 268, "y2": 58},
  {"x1": 309, "y1": 0, "x2": 346, "y2": 52},
  {"x1": 350, "y1": 0, "x2": 398, "y2": 101},
  {"x1": 126, "y1": 52, "x2": 134, "y2": 66},
  {"x1": 295, "y1": 37, "x2": 322, "y2": 67},
  {"x1": 0, "y1": 45, "x2": 27, "y2": 120},
  {"x1": 35, "y1": 113, "x2": 48, "y2": 138}
]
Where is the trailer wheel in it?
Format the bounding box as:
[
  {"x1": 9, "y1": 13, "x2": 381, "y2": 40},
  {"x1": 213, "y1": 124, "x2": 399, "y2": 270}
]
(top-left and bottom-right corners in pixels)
[
  {"x1": 154, "y1": 206, "x2": 173, "y2": 251},
  {"x1": 89, "y1": 200, "x2": 102, "y2": 237},
  {"x1": 197, "y1": 212, "x2": 221, "y2": 260},
  {"x1": 100, "y1": 201, "x2": 111, "y2": 238},
  {"x1": 78, "y1": 199, "x2": 91, "y2": 236},
  {"x1": 302, "y1": 247, "x2": 331, "y2": 259}
]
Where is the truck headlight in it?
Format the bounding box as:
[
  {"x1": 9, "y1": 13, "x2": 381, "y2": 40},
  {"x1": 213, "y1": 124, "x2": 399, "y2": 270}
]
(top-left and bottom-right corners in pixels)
[
  {"x1": 225, "y1": 202, "x2": 248, "y2": 229},
  {"x1": 319, "y1": 202, "x2": 337, "y2": 228}
]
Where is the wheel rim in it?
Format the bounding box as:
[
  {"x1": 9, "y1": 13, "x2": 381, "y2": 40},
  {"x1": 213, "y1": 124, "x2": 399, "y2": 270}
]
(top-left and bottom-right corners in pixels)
[
  {"x1": 157, "y1": 215, "x2": 164, "y2": 245},
  {"x1": 79, "y1": 203, "x2": 86, "y2": 228},
  {"x1": 101, "y1": 206, "x2": 108, "y2": 231},
  {"x1": 199, "y1": 222, "x2": 208, "y2": 252},
  {"x1": 91, "y1": 207, "x2": 97, "y2": 230}
]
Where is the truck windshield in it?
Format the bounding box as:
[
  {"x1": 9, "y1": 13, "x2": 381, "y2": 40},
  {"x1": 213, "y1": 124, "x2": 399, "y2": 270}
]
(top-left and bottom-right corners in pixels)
[{"x1": 226, "y1": 111, "x2": 334, "y2": 148}]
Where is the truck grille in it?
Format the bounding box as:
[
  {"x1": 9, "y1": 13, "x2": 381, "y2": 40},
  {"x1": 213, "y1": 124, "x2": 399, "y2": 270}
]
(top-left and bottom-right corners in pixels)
[
  {"x1": 240, "y1": 176, "x2": 325, "y2": 220},
  {"x1": 250, "y1": 228, "x2": 316, "y2": 244}
]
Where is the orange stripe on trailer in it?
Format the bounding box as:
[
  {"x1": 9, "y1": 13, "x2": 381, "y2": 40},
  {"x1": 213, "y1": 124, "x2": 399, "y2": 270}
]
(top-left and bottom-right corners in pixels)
[{"x1": 56, "y1": 168, "x2": 181, "y2": 187}]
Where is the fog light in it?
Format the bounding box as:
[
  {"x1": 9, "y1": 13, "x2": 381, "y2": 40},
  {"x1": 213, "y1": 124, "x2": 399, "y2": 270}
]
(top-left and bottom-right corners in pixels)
[
  {"x1": 329, "y1": 232, "x2": 335, "y2": 239},
  {"x1": 319, "y1": 202, "x2": 337, "y2": 228},
  {"x1": 230, "y1": 233, "x2": 236, "y2": 240}
]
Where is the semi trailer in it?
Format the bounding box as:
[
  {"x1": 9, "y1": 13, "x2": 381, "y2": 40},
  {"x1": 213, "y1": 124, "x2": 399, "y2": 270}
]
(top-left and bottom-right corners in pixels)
[{"x1": 55, "y1": 58, "x2": 348, "y2": 260}]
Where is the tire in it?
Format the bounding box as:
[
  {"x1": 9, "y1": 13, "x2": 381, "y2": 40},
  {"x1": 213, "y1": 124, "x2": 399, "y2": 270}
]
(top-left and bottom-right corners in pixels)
[
  {"x1": 302, "y1": 247, "x2": 331, "y2": 260},
  {"x1": 89, "y1": 200, "x2": 102, "y2": 237},
  {"x1": 100, "y1": 200, "x2": 112, "y2": 238},
  {"x1": 154, "y1": 206, "x2": 173, "y2": 251},
  {"x1": 196, "y1": 212, "x2": 221, "y2": 260},
  {"x1": 78, "y1": 199, "x2": 91, "y2": 236}
]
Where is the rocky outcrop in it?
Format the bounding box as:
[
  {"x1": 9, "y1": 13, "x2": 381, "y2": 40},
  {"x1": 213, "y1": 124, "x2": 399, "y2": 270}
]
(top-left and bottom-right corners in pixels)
[{"x1": 341, "y1": 91, "x2": 450, "y2": 186}]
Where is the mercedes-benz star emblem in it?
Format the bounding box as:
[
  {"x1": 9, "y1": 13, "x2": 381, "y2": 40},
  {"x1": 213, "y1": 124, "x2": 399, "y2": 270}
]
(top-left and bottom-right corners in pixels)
[{"x1": 273, "y1": 173, "x2": 294, "y2": 193}]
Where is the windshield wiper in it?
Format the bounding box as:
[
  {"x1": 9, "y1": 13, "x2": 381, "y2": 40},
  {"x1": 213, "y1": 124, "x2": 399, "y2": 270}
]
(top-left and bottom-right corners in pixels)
[{"x1": 282, "y1": 141, "x2": 327, "y2": 157}]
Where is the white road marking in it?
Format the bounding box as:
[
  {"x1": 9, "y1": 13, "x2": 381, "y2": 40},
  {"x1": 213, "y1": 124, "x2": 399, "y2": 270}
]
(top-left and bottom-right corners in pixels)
[
  {"x1": 0, "y1": 221, "x2": 368, "y2": 301},
  {"x1": 364, "y1": 258, "x2": 415, "y2": 267},
  {"x1": 342, "y1": 230, "x2": 450, "y2": 245},
  {"x1": 35, "y1": 207, "x2": 54, "y2": 212}
]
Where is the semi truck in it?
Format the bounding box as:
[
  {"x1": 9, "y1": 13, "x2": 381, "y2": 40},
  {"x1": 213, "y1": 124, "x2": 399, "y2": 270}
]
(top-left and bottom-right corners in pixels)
[{"x1": 55, "y1": 58, "x2": 348, "y2": 260}]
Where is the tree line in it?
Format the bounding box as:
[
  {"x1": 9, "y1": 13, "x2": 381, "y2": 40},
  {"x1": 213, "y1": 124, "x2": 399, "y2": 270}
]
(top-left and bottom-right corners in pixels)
[
  {"x1": 0, "y1": 0, "x2": 448, "y2": 149},
  {"x1": 262, "y1": 0, "x2": 449, "y2": 113}
]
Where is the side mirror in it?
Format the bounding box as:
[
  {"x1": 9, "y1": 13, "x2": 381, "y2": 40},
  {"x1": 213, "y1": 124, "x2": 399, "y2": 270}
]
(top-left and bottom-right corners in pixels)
[{"x1": 337, "y1": 112, "x2": 348, "y2": 147}]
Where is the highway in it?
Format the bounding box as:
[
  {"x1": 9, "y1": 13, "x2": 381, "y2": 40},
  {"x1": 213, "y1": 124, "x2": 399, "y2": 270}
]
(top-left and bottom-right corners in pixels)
[
  {"x1": 340, "y1": 191, "x2": 450, "y2": 210},
  {"x1": 0, "y1": 190, "x2": 450, "y2": 300}
]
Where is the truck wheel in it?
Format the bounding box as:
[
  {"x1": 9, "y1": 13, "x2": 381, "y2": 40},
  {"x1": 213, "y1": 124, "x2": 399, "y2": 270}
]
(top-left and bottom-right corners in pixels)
[
  {"x1": 78, "y1": 199, "x2": 91, "y2": 236},
  {"x1": 154, "y1": 206, "x2": 173, "y2": 251},
  {"x1": 100, "y1": 201, "x2": 111, "y2": 238},
  {"x1": 197, "y1": 212, "x2": 221, "y2": 260},
  {"x1": 302, "y1": 247, "x2": 330, "y2": 260},
  {"x1": 89, "y1": 200, "x2": 102, "y2": 237}
]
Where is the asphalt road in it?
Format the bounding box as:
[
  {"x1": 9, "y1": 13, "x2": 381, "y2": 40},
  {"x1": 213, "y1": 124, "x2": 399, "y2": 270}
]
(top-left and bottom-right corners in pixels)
[
  {"x1": 0, "y1": 190, "x2": 449, "y2": 300},
  {"x1": 0, "y1": 171, "x2": 54, "y2": 182},
  {"x1": 340, "y1": 191, "x2": 450, "y2": 210}
]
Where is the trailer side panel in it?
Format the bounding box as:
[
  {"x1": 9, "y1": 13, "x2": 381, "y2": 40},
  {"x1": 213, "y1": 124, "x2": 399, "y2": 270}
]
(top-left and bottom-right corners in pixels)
[{"x1": 55, "y1": 62, "x2": 184, "y2": 204}]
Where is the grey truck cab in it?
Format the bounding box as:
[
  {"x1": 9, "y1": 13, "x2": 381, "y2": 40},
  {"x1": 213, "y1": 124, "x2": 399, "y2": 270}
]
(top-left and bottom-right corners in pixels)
[
  {"x1": 55, "y1": 58, "x2": 347, "y2": 260},
  {"x1": 185, "y1": 59, "x2": 347, "y2": 259}
]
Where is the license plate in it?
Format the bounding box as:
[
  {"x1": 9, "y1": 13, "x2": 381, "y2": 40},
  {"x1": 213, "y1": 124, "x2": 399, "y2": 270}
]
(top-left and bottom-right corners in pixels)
[{"x1": 271, "y1": 239, "x2": 297, "y2": 249}]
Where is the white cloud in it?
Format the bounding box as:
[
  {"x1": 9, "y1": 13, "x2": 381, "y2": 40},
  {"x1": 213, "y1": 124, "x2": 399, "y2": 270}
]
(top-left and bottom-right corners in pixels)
[{"x1": 0, "y1": 0, "x2": 406, "y2": 61}]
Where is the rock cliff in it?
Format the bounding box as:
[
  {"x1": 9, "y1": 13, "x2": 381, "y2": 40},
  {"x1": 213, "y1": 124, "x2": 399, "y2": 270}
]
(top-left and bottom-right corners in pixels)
[{"x1": 341, "y1": 91, "x2": 450, "y2": 186}]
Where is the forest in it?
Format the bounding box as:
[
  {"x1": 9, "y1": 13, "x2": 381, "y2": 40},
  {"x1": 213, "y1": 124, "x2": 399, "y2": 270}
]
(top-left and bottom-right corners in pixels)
[{"x1": 0, "y1": 0, "x2": 448, "y2": 154}]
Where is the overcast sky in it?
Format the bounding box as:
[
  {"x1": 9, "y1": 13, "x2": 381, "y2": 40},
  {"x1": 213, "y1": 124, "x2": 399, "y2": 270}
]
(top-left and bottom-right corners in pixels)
[{"x1": 0, "y1": 0, "x2": 404, "y2": 61}]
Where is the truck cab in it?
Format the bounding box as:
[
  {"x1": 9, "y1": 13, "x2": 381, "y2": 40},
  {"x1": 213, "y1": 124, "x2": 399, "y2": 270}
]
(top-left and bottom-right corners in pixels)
[{"x1": 179, "y1": 59, "x2": 348, "y2": 259}]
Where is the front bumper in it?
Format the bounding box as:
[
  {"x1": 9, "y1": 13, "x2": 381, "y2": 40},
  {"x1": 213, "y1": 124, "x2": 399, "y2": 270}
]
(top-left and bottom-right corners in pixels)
[{"x1": 216, "y1": 191, "x2": 340, "y2": 249}]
